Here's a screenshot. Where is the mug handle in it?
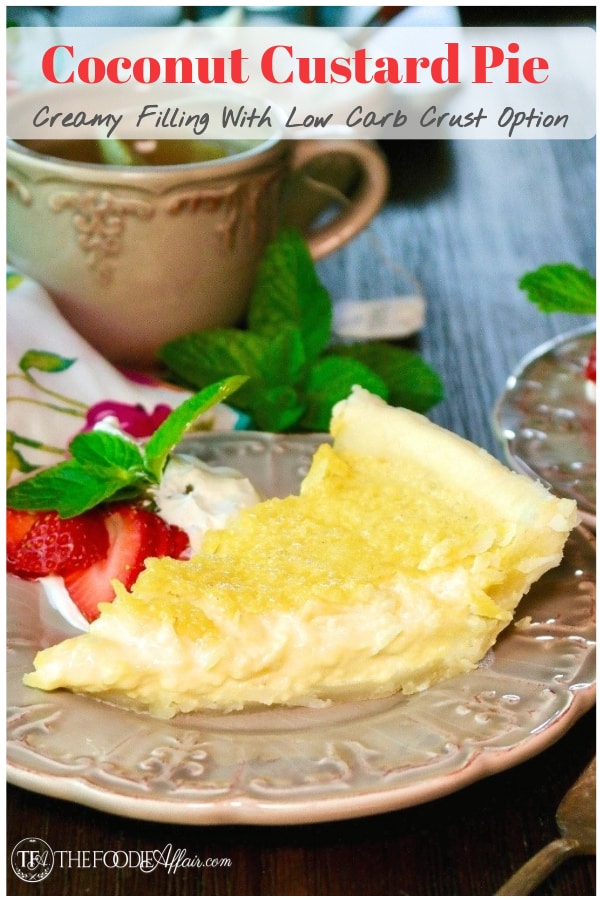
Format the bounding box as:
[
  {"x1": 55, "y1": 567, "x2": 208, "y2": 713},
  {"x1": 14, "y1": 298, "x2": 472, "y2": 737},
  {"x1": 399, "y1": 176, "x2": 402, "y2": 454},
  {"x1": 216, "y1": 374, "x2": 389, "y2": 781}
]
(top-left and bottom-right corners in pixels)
[{"x1": 287, "y1": 140, "x2": 390, "y2": 260}]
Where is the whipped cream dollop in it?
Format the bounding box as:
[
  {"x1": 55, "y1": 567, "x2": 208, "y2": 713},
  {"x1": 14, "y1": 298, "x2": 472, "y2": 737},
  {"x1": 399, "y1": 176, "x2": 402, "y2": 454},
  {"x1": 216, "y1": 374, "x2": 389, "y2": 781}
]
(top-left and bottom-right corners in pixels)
[{"x1": 150, "y1": 453, "x2": 261, "y2": 554}]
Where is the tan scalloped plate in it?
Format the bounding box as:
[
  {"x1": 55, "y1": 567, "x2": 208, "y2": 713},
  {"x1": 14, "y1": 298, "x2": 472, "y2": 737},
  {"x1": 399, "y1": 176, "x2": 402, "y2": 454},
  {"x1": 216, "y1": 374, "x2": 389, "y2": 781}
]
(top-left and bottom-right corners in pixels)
[{"x1": 7, "y1": 433, "x2": 596, "y2": 825}]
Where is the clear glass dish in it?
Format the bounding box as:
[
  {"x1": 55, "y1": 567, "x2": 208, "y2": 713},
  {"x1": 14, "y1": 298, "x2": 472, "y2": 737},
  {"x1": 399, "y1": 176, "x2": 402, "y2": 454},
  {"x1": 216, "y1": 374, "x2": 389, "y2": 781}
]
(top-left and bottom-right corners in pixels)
[{"x1": 493, "y1": 325, "x2": 596, "y2": 527}]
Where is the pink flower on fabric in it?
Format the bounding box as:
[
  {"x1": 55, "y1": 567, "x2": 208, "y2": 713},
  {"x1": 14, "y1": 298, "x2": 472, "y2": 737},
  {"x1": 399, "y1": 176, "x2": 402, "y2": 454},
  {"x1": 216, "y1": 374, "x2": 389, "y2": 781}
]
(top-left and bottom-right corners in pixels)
[{"x1": 83, "y1": 400, "x2": 172, "y2": 438}]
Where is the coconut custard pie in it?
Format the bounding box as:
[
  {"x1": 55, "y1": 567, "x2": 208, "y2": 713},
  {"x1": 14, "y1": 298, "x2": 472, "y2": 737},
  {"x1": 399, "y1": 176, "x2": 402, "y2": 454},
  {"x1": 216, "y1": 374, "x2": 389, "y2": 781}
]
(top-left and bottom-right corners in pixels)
[{"x1": 24, "y1": 388, "x2": 578, "y2": 717}]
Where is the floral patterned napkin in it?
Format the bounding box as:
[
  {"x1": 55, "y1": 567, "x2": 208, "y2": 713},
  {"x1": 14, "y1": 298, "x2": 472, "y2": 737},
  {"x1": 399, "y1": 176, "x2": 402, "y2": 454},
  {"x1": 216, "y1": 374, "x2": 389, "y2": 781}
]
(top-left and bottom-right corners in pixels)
[{"x1": 7, "y1": 274, "x2": 244, "y2": 482}]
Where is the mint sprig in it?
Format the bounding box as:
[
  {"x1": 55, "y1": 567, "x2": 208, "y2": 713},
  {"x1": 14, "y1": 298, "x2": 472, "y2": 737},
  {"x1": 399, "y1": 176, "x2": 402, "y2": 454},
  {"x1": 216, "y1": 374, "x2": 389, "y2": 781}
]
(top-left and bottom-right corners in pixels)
[
  {"x1": 159, "y1": 228, "x2": 443, "y2": 431},
  {"x1": 6, "y1": 375, "x2": 247, "y2": 517},
  {"x1": 519, "y1": 263, "x2": 596, "y2": 315}
]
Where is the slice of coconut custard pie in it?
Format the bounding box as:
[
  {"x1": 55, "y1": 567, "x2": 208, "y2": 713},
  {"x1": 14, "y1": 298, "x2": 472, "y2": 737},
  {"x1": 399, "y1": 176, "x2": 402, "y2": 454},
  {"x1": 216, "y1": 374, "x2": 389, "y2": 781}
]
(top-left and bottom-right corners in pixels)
[{"x1": 24, "y1": 388, "x2": 578, "y2": 718}]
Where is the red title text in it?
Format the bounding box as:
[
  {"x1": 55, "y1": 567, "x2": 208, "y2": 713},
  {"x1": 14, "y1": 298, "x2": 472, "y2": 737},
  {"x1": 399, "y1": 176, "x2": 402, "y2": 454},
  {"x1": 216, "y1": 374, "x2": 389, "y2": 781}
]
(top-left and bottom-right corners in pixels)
[{"x1": 41, "y1": 42, "x2": 549, "y2": 86}]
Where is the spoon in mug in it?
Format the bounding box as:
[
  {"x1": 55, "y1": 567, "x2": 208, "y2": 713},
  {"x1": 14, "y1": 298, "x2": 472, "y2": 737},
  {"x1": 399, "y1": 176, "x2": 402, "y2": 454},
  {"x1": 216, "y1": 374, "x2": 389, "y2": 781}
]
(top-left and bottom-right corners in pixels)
[{"x1": 496, "y1": 757, "x2": 596, "y2": 895}]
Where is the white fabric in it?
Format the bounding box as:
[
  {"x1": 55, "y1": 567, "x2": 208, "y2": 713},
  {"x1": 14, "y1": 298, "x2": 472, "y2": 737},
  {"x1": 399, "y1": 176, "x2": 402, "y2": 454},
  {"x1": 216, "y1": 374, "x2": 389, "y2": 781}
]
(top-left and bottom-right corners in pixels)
[{"x1": 6, "y1": 276, "x2": 239, "y2": 474}]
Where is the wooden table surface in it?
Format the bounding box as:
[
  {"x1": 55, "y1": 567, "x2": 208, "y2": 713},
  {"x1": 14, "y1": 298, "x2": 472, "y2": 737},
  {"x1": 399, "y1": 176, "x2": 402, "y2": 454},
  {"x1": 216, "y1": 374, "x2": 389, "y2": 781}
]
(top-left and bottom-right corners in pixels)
[{"x1": 7, "y1": 120, "x2": 596, "y2": 899}]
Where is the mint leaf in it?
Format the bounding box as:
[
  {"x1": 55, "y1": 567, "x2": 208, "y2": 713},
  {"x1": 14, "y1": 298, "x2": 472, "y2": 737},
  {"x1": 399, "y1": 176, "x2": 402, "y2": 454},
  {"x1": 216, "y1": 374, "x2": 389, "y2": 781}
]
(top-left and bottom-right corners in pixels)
[
  {"x1": 6, "y1": 460, "x2": 127, "y2": 516},
  {"x1": 230, "y1": 329, "x2": 307, "y2": 429},
  {"x1": 259, "y1": 326, "x2": 307, "y2": 385},
  {"x1": 159, "y1": 330, "x2": 268, "y2": 392},
  {"x1": 333, "y1": 342, "x2": 444, "y2": 413},
  {"x1": 519, "y1": 264, "x2": 596, "y2": 315},
  {"x1": 247, "y1": 228, "x2": 332, "y2": 360},
  {"x1": 144, "y1": 375, "x2": 248, "y2": 480},
  {"x1": 69, "y1": 430, "x2": 146, "y2": 473},
  {"x1": 251, "y1": 385, "x2": 305, "y2": 432},
  {"x1": 299, "y1": 356, "x2": 388, "y2": 432}
]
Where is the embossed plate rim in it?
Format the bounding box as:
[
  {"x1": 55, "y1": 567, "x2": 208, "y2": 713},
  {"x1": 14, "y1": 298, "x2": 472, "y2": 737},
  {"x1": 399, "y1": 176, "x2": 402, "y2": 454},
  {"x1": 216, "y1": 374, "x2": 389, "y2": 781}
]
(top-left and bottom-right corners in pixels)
[{"x1": 7, "y1": 433, "x2": 597, "y2": 825}]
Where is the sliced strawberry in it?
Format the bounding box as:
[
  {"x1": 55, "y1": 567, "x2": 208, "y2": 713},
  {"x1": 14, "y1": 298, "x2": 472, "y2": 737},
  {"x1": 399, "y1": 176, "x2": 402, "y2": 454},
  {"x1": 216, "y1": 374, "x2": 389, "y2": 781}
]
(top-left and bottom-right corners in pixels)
[
  {"x1": 7, "y1": 508, "x2": 109, "y2": 579},
  {"x1": 148, "y1": 513, "x2": 190, "y2": 559},
  {"x1": 168, "y1": 522, "x2": 191, "y2": 559},
  {"x1": 115, "y1": 506, "x2": 189, "y2": 561},
  {"x1": 7, "y1": 509, "x2": 38, "y2": 555},
  {"x1": 63, "y1": 505, "x2": 151, "y2": 621},
  {"x1": 63, "y1": 504, "x2": 189, "y2": 622}
]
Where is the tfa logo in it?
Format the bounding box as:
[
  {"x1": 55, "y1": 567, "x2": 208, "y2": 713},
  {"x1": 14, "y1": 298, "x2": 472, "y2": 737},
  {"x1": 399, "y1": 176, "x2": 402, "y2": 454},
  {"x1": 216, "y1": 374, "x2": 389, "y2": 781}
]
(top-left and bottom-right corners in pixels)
[{"x1": 11, "y1": 838, "x2": 54, "y2": 882}]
